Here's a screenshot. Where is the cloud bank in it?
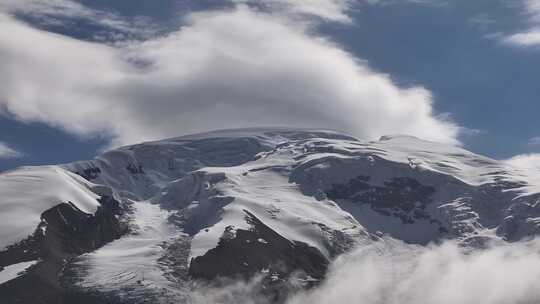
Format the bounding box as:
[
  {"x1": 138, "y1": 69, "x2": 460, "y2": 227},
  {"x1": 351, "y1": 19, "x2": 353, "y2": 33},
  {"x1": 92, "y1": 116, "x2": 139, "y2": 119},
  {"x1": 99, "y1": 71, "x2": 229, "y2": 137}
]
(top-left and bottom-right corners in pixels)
[
  {"x1": 0, "y1": 1, "x2": 460, "y2": 147},
  {"x1": 187, "y1": 239, "x2": 540, "y2": 304},
  {"x1": 287, "y1": 239, "x2": 540, "y2": 304}
]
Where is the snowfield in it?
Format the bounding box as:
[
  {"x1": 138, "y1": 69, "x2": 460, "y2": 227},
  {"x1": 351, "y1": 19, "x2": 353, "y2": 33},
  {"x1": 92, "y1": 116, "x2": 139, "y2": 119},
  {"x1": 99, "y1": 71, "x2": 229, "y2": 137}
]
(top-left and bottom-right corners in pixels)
[
  {"x1": 69, "y1": 200, "x2": 189, "y2": 302},
  {"x1": 0, "y1": 261, "x2": 38, "y2": 285},
  {"x1": 0, "y1": 166, "x2": 101, "y2": 249}
]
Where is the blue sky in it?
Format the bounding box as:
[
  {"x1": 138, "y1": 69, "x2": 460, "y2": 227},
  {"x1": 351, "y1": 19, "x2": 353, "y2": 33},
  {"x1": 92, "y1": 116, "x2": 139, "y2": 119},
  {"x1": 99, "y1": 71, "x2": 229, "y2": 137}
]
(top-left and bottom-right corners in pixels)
[{"x1": 0, "y1": 0, "x2": 539, "y2": 170}]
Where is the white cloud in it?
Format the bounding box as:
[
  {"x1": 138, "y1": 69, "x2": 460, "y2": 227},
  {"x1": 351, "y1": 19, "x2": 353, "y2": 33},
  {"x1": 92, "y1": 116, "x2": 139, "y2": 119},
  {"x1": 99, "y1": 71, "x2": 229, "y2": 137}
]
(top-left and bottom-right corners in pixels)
[
  {"x1": 504, "y1": 28, "x2": 540, "y2": 47},
  {"x1": 0, "y1": 142, "x2": 22, "y2": 159},
  {"x1": 503, "y1": 0, "x2": 540, "y2": 47},
  {"x1": 287, "y1": 239, "x2": 540, "y2": 304},
  {"x1": 506, "y1": 153, "x2": 540, "y2": 171},
  {"x1": 504, "y1": 154, "x2": 540, "y2": 195},
  {"x1": 0, "y1": 4, "x2": 460, "y2": 147}
]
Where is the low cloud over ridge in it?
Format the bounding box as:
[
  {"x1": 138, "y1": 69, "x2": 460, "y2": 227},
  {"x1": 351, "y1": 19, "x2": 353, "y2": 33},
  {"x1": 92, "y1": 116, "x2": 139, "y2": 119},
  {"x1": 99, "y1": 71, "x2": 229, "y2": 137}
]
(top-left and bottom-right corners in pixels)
[
  {"x1": 287, "y1": 239, "x2": 540, "y2": 304},
  {"x1": 189, "y1": 239, "x2": 540, "y2": 304}
]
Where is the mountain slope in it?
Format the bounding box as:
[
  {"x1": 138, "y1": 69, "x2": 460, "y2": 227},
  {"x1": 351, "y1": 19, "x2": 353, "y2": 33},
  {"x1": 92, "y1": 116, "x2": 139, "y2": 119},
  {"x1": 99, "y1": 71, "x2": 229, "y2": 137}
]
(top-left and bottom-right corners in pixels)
[{"x1": 1, "y1": 128, "x2": 539, "y2": 303}]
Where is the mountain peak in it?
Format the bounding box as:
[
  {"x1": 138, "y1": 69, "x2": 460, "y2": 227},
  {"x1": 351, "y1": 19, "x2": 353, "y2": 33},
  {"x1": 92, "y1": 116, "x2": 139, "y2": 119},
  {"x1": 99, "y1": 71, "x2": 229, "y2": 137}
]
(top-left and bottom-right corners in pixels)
[{"x1": 1, "y1": 128, "x2": 540, "y2": 303}]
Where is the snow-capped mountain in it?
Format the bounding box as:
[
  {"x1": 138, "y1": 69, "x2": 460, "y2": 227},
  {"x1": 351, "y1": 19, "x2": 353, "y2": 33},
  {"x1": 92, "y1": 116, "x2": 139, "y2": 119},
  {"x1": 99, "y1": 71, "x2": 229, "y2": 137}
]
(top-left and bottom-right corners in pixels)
[{"x1": 1, "y1": 128, "x2": 539, "y2": 303}]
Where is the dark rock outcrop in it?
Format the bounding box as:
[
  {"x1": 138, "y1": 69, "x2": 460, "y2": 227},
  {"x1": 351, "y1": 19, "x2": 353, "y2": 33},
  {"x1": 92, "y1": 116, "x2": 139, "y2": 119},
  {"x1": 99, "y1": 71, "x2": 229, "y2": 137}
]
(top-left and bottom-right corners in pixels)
[
  {"x1": 189, "y1": 210, "x2": 328, "y2": 301},
  {"x1": 75, "y1": 167, "x2": 102, "y2": 181},
  {"x1": 326, "y1": 176, "x2": 441, "y2": 225},
  {"x1": 0, "y1": 196, "x2": 128, "y2": 304}
]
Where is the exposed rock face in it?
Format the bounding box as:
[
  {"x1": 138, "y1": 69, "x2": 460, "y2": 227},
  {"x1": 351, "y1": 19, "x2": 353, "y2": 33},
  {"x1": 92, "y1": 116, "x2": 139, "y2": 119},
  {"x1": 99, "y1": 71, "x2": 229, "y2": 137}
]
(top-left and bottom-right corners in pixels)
[
  {"x1": 75, "y1": 167, "x2": 102, "y2": 181},
  {"x1": 326, "y1": 176, "x2": 438, "y2": 224},
  {"x1": 190, "y1": 210, "x2": 328, "y2": 280},
  {"x1": 0, "y1": 196, "x2": 128, "y2": 304},
  {"x1": 189, "y1": 210, "x2": 329, "y2": 303}
]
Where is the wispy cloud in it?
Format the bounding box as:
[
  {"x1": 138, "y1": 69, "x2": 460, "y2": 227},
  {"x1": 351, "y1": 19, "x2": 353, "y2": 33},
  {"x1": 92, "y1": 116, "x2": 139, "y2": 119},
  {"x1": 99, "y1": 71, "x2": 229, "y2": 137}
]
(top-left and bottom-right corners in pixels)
[
  {"x1": 363, "y1": 0, "x2": 448, "y2": 7},
  {"x1": 527, "y1": 0, "x2": 540, "y2": 20},
  {"x1": 527, "y1": 136, "x2": 540, "y2": 146},
  {"x1": 0, "y1": 0, "x2": 158, "y2": 41},
  {"x1": 504, "y1": 29, "x2": 540, "y2": 47},
  {"x1": 503, "y1": 0, "x2": 540, "y2": 47},
  {"x1": 0, "y1": 142, "x2": 22, "y2": 159},
  {"x1": 468, "y1": 13, "x2": 496, "y2": 31},
  {"x1": 233, "y1": 0, "x2": 354, "y2": 23}
]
